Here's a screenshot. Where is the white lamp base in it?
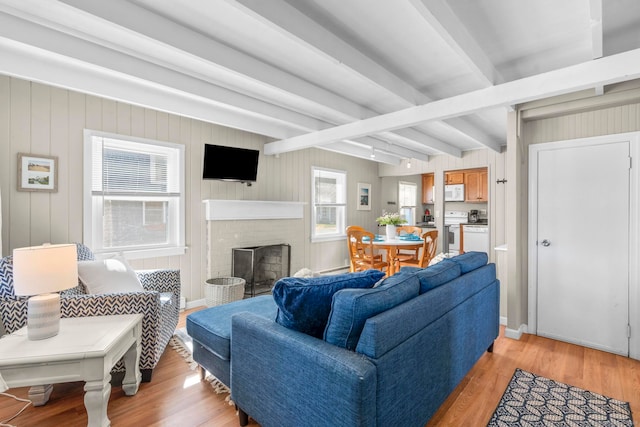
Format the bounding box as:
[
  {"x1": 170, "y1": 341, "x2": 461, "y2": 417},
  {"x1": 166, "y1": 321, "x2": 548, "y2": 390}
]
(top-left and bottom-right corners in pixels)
[{"x1": 27, "y1": 293, "x2": 61, "y2": 340}]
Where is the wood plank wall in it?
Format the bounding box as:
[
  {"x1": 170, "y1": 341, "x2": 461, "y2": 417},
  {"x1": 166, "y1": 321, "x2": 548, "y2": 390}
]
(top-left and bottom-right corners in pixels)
[{"x1": 0, "y1": 76, "x2": 381, "y2": 305}]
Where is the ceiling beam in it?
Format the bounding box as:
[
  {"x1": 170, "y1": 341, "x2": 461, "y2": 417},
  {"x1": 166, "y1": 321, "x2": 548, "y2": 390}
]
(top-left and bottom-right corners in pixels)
[
  {"x1": 0, "y1": 12, "x2": 330, "y2": 134},
  {"x1": 0, "y1": 37, "x2": 302, "y2": 138},
  {"x1": 322, "y1": 143, "x2": 401, "y2": 165},
  {"x1": 0, "y1": 9, "x2": 436, "y2": 161},
  {"x1": 52, "y1": 0, "x2": 367, "y2": 121},
  {"x1": 53, "y1": 0, "x2": 452, "y2": 156},
  {"x1": 226, "y1": 0, "x2": 494, "y2": 151},
  {"x1": 408, "y1": 0, "x2": 503, "y2": 86},
  {"x1": 264, "y1": 48, "x2": 640, "y2": 154},
  {"x1": 589, "y1": 0, "x2": 604, "y2": 95}
]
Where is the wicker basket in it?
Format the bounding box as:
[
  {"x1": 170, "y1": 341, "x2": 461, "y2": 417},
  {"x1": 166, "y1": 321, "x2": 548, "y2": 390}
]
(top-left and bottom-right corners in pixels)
[{"x1": 204, "y1": 277, "x2": 246, "y2": 307}]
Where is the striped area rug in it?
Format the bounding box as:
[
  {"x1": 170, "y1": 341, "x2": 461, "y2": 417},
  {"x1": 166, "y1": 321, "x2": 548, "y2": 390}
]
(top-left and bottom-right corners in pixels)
[
  {"x1": 170, "y1": 328, "x2": 230, "y2": 394},
  {"x1": 488, "y1": 368, "x2": 633, "y2": 426}
]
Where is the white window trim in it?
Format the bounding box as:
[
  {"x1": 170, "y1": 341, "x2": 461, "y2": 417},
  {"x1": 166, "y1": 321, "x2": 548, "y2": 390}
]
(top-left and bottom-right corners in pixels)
[
  {"x1": 399, "y1": 181, "x2": 418, "y2": 225},
  {"x1": 311, "y1": 166, "x2": 347, "y2": 243},
  {"x1": 83, "y1": 129, "x2": 186, "y2": 259},
  {"x1": 398, "y1": 181, "x2": 418, "y2": 207}
]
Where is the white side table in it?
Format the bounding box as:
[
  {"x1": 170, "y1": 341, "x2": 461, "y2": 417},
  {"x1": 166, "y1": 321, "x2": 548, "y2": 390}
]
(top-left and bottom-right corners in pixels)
[{"x1": 0, "y1": 314, "x2": 143, "y2": 427}]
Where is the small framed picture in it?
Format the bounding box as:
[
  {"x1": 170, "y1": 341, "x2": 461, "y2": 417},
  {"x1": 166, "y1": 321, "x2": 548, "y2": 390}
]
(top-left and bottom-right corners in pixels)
[
  {"x1": 357, "y1": 182, "x2": 371, "y2": 211},
  {"x1": 17, "y1": 153, "x2": 58, "y2": 192}
]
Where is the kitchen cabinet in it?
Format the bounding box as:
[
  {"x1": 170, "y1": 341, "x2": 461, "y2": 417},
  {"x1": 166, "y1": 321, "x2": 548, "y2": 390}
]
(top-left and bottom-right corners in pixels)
[
  {"x1": 464, "y1": 169, "x2": 488, "y2": 202},
  {"x1": 445, "y1": 171, "x2": 464, "y2": 184},
  {"x1": 422, "y1": 173, "x2": 434, "y2": 204}
]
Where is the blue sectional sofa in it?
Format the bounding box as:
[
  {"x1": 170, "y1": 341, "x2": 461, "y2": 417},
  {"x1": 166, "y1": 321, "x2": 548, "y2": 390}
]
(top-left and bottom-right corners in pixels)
[{"x1": 187, "y1": 251, "x2": 499, "y2": 427}]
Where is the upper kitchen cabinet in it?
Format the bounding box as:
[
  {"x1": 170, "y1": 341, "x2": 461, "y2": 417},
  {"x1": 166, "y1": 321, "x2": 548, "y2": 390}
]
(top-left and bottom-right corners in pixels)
[
  {"x1": 444, "y1": 171, "x2": 464, "y2": 185},
  {"x1": 422, "y1": 173, "x2": 434, "y2": 204},
  {"x1": 464, "y1": 168, "x2": 488, "y2": 202}
]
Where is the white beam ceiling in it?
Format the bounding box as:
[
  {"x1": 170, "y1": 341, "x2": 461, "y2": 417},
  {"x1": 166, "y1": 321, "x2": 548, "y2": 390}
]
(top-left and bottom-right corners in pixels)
[
  {"x1": 55, "y1": 0, "x2": 458, "y2": 160},
  {"x1": 0, "y1": 0, "x2": 637, "y2": 165},
  {"x1": 265, "y1": 48, "x2": 640, "y2": 155},
  {"x1": 408, "y1": 0, "x2": 503, "y2": 87},
  {"x1": 225, "y1": 0, "x2": 488, "y2": 154}
]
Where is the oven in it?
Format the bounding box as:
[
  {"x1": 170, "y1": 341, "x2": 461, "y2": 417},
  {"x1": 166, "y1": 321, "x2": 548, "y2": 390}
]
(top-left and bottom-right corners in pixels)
[{"x1": 443, "y1": 211, "x2": 467, "y2": 255}]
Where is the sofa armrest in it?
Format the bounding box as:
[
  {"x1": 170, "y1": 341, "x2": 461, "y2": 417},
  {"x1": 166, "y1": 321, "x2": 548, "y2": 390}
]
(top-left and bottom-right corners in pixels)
[
  {"x1": 61, "y1": 292, "x2": 162, "y2": 341},
  {"x1": 231, "y1": 312, "x2": 377, "y2": 427},
  {"x1": 61, "y1": 292, "x2": 165, "y2": 370},
  {"x1": 0, "y1": 296, "x2": 28, "y2": 333},
  {"x1": 136, "y1": 269, "x2": 181, "y2": 296}
]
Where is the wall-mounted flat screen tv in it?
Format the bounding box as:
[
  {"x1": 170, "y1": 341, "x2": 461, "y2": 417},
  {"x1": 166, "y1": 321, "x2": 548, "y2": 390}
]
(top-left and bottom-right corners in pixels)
[{"x1": 203, "y1": 144, "x2": 259, "y2": 182}]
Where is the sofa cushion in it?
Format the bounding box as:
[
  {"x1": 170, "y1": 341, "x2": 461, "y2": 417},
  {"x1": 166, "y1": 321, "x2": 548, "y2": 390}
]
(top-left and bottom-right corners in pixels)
[
  {"x1": 324, "y1": 271, "x2": 420, "y2": 350},
  {"x1": 187, "y1": 295, "x2": 277, "y2": 361},
  {"x1": 450, "y1": 251, "x2": 488, "y2": 273},
  {"x1": 273, "y1": 269, "x2": 385, "y2": 338},
  {"x1": 400, "y1": 259, "x2": 461, "y2": 294},
  {"x1": 78, "y1": 256, "x2": 143, "y2": 294}
]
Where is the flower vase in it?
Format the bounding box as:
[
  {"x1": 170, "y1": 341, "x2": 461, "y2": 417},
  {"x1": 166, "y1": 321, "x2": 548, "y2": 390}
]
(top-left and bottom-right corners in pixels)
[{"x1": 385, "y1": 224, "x2": 397, "y2": 240}]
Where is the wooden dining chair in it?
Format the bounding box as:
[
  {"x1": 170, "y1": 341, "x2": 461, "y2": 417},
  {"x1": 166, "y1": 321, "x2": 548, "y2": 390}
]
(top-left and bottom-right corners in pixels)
[
  {"x1": 346, "y1": 225, "x2": 382, "y2": 271},
  {"x1": 346, "y1": 227, "x2": 388, "y2": 274},
  {"x1": 398, "y1": 230, "x2": 438, "y2": 269},
  {"x1": 394, "y1": 226, "x2": 424, "y2": 264}
]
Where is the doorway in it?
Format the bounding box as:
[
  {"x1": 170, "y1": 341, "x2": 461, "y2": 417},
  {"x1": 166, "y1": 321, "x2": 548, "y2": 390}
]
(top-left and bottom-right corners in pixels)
[{"x1": 529, "y1": 133, "x2": 640, "y2": 357}]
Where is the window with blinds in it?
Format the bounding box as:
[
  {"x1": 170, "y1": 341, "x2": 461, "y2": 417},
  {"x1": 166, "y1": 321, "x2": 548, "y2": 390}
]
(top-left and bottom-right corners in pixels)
[
  {"x1": 84, "y1": 130, "x2": 185, "y2": 258},
  {"x1": 311, "y1": 167, "x2": 346, "y2": 241},
  {"x1": 398, "y1": 181, "x2": 417, "y2": 225}
]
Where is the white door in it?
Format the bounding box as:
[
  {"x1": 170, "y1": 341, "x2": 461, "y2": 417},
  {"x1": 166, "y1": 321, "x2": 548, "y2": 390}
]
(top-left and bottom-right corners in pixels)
[{"x1": 535, "y1": 141, "x2": 629, "y2": 355}]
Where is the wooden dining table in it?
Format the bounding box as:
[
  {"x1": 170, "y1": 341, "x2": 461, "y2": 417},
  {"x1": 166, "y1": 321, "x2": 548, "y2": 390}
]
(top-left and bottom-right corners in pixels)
[{"x1": 370, "y1": 236, "x2": 423, "y2": 276}]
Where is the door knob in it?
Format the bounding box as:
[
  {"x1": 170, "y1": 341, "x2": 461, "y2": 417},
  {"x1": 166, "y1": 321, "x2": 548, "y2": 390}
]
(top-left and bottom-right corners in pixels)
[{"x1": 541, "y1": 239, "x2": 551, "y2": 247}]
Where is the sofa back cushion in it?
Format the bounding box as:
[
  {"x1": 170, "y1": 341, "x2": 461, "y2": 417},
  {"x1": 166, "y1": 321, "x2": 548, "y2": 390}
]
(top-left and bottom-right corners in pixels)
[
  {"x1": 400, "y1": 259, "x2": 461, "y2": 294},
  {"x1": 324, "y1": 271, "x2": 420, "y2": 350},
  {"x1": 273, "y1": 269, "x2": 385, "y2": 338},
  {"x1": 356, "y1": 263, "x2": 497, "y2": 359},
  {"x1": 450, "y1": 251, "x2": 488, "y2": 273}
]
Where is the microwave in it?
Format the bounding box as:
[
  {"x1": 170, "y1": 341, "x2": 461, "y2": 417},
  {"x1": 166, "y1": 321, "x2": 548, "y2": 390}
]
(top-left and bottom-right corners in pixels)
[{"x1": 444, "y1": 184, "x2": 465, "y2": 201}]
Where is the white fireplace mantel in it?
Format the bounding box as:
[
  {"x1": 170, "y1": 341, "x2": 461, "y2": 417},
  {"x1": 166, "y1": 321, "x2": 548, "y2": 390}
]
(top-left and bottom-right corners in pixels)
[{"x1": 203, "y1": 199, "x2": 305, "y2": 221}]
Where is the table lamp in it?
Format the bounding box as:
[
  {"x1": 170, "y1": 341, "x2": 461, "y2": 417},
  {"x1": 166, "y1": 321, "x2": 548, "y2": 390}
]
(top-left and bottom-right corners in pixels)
[{"x1": 12, "y1": 243, "x2": 78, "y2": 340}]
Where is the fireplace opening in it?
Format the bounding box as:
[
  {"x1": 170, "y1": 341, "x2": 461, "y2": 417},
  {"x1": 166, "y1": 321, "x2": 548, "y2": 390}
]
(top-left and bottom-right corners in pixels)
[{"x1": 232, "y1": 243, "x2": 291, "y2": 297}]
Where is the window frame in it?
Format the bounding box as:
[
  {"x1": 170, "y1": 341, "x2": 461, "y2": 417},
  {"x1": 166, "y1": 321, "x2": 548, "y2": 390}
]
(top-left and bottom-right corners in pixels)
[
  {"x1": 398, "y1": 181, "x2": 418, "y2": 225},
  {"x1": 83, "y1": 129, "x2": 186, "y2": 259},
  {"x1": 311, "y1": 166, "x2": 347, "y2": 242}
]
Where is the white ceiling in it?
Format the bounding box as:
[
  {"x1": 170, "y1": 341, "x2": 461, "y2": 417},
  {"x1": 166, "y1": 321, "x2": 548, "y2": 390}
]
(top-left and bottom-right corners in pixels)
[{"x1": 1, "y1": 0, "x2": 640, "y2": 164}]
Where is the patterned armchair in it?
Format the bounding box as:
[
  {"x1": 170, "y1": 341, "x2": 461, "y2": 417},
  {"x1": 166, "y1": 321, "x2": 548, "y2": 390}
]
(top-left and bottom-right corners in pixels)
[{"x1": 0, "y1": 243, "x2": 180, "y2": 382}]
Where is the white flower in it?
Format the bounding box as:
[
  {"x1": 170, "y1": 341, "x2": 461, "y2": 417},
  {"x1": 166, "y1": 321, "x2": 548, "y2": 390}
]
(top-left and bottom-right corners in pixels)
[{"x1": 376, "y1": 212, "x2": 407, "y2": 226}]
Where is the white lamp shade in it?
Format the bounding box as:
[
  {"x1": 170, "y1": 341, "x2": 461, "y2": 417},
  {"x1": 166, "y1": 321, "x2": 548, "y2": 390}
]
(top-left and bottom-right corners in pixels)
[{"x1": 13, "y1": 244, "x2": 78, "y2": 296}]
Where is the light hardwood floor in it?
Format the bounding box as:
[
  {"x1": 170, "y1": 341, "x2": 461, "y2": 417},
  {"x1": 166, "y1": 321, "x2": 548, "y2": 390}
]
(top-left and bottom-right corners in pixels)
[{"x1": 1, "y1": 309, "x2": 638, "y2": 426}]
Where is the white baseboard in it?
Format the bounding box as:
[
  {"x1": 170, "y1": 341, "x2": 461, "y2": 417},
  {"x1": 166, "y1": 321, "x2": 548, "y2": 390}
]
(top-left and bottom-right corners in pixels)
[
  {"x1": 500, "y1": 316, "x2": 507, "y2": 326},
  {"x1": 316, "y1": 265, "x2": 350, "y2": 275},
  {"x1": 185, "y1": 298, "x2": 206, "y2": 310},
  {"x1": 504, "y1": 324, "x2": 527, "y2": 340}
]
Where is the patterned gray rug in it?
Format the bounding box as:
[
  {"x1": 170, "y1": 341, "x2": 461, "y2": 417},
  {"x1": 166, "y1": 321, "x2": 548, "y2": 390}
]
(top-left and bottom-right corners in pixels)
[{"x1": 488, "y1": 368, "x2": 633, "y2": 426}]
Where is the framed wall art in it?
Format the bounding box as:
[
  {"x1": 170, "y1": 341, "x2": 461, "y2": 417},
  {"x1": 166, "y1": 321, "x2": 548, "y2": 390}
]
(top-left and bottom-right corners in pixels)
[
  {"x1": 357, "y1": 182, "x2": 371, "y2": 210},
  {"x1": 17, "y1": 153, "x2": 58, "y2": 192}
]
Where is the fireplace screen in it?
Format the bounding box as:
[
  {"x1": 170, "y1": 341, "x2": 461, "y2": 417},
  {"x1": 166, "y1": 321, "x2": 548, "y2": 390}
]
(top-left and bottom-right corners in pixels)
[{"x1": 232, "y1": 243, "x2": 291, "y2": 297}]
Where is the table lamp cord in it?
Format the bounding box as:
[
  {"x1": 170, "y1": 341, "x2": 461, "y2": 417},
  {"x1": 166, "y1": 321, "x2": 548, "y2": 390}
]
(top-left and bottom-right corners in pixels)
[{"x1": 0, "y1": 392, "x2": 32, "y2": 427}]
